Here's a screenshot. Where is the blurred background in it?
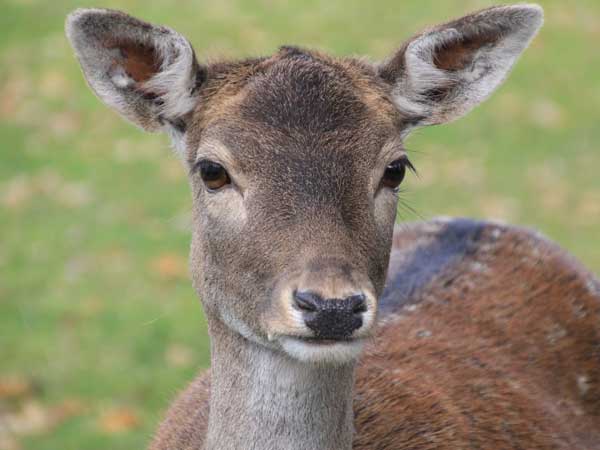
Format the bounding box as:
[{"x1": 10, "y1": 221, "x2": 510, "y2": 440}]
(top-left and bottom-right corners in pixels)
[{"x1": 1, "y1": 0, "x2": 598, "y2": 448}]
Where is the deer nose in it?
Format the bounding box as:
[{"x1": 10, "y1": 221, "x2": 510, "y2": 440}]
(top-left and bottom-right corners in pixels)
[{"x1": 293, "y1": 290, "x2": 367, "y2": 340}]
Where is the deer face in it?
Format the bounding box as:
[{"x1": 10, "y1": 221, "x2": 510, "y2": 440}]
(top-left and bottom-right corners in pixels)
[
  {"x1": 186, "y1": 51, "x2": 406, "y2": 362},
  {"x1": 66, "y1": 5, "x2": 542, "y2": 363}
]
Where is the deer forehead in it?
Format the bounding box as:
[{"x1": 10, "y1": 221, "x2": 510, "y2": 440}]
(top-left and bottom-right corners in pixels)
[{"x1": 187, "y1": 49, "x2": 403, "y2": 168}]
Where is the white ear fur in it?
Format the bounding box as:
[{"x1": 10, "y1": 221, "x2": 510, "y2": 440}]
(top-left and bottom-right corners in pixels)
[
  {"x1": 66, "y1": 8, "x2": 204, "y2": 157},
  {"x1": 380, "y1": 4, "x2": 543, "y2": 127}
]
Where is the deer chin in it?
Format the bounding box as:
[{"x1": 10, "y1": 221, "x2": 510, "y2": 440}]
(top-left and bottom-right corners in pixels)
[{"x1": 279, "y1": 336, "x2": 366, "y2": 364}]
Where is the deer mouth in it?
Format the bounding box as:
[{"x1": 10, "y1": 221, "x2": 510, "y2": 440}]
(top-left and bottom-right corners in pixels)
[
  {"x1": 279, "y1": 335, "x2": 366, "y2": 363},
  {"x1": 294, "y1": 336, "x2": 360, "y2": 345}
]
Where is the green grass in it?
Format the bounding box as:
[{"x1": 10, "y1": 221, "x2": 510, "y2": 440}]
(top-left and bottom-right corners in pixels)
[{"x1": 1, "y1": 0, "x2": 598, "y2": 448}]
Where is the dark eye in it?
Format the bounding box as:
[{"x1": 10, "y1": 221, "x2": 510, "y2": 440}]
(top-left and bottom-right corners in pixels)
[
  {"x1": 381, "y1": 157, "x2": 415, "y2": 190},
  {"x1": 196, "y1": 160, "x2": 231, "y2": 191}
]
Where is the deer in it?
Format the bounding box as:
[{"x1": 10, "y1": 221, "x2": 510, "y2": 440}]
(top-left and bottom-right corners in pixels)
[{"x1": 65, "y1": 4, "x2": 600, "y2": 449}]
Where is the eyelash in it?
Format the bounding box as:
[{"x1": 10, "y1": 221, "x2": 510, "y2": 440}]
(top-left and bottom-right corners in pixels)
[
  {"x1": 380, "y1": 155, "x2": 417, "y2": 191},
  {"x1": 399, "y1": 155, "x2": 417, "y2": 174}
]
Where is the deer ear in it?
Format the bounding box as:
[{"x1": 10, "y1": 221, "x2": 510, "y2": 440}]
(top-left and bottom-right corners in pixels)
[
  {"x1": 66, "y1": 9, "x2": 205, "y2": 138},
  {"x1": 378, "y1": 4, "x2": 543, "y2": 128}
]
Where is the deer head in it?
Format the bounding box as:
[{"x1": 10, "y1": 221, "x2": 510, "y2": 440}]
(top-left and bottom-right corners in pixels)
[{"x1": 66, "y1": 5, "x2": 543, "y2": 364}]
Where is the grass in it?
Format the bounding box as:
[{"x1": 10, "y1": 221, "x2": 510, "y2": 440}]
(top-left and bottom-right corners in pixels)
[{"x1": 1, "y1": 0, "x2": 598, "y2": 448}]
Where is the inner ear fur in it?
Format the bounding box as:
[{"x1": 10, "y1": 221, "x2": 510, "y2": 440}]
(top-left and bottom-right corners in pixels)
[
  {"x1": 108, "y1": 39, "x2": 161, "y2": 85},
  {"x1": 66, "y1": 8, "x2": 205, "y2": 132},
  {"x1": 432, "y1": 30, "x2": 499, "y2": 72}
]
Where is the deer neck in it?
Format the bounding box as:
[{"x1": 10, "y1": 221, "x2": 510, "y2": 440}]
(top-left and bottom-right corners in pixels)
[{"x1": 205, "y1": 319, "x2": 355, "y2": 450}]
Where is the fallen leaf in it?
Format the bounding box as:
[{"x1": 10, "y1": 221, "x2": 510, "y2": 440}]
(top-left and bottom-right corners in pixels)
[
  {"x1": 574, "y1": 191, "x2": 600, "y2": 225},
  {"x1": 0, "y1": 71, "x2": 29, "y2": 120},
  {"x1": 2, "y1": 401, "x2": 50, "y2": 436},
  {"x1": 0, "y1": 171, "x2": 93, "y2": 210},
  {"x1": 55, "y1": 181, "x2": 93, "y2": 208},
  {"x1": 529, "y1": 98, "x2": 564, "y2": 129},
  {"x1": 47, "y1": 111, "x2": 81, "y2": 138},
  {"x1": 151, "y1": 253, "x2": 188, "y2": 280},
  {"x1": 0, "y1": 377, "x2": 34, "y2": 400},
  {"x1": 39, "y1": 69, "x2": 70, "y2": 100},
  {"x1": 526, "y1": 162, "x2": 570, "y2": 212},
  {"x1": 478, "y1": 195, "x2": 519, "y2": 222},
  {"x1": 0, "y1": 176, "x2": 32, "y2": 209},
  {"x1": 0, "y1": 435, "x2": 21, "y2": 450},
  {"x1": 165, "y1": 344, "x2": 194, "y2": 368},
  {"x1": 52, "y1": 399, "x2": 86, "y2": 422},
  {"x1": 0, "y1": 398, "x2": 85, "y2": 439},
  {"x1": 98, "y1": 407, "x2": 140, "y2": 434}
]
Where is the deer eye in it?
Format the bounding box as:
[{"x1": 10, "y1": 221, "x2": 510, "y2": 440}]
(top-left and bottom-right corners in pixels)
[
  {"x1": 196, "y1": 160, "x2": 231, "y2": 191},
  {"x1": 381, "y1": 156, "x2": 415, "y2": 190}
]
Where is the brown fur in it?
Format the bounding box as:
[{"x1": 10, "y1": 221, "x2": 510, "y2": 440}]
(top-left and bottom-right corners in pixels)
[
  {"x1": 108, "y1": 40, "x2": 160, "y2": 83},
  {"x1": 151, "y1": 220, "x2": 600, "y2": 449},
  {"x1": 64, "y1": 6, "x2": 597, "y2": 450},
  {"x1": 433, "y1": 33, "x2": 498, "y2": 71}
]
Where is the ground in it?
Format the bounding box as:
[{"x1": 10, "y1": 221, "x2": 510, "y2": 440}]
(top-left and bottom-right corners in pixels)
[{"x1": 0, "y1": 0, "x2": 599, "y2": 449}]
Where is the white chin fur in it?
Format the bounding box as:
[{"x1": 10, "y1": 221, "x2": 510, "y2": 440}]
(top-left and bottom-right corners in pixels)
[{"x1": 280, "y1": 337, "x2": 365, "y2": 364}]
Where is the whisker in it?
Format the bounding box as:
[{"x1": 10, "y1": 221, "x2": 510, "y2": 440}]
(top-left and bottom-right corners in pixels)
[
  {"x1": 400, "y1": 201, "x2": 425, "y2": 221},
  {"x1": 396, "y1": 190, "x2": 426, "y2": 221}
]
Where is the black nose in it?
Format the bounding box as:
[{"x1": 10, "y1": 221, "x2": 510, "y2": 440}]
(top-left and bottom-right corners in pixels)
[{"x1": 293, "y1": 290, "x2": 367, "y2": 340}]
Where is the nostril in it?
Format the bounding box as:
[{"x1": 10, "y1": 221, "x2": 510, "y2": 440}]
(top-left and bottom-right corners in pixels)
[
  {"x1": 294, "y1": 291, "x2": 368, "y2": 340},
  {"x1": 349, "y1": 294, "x2": 367, "y2": 314},
  {"x1": 293, "y1": 290, "x2": 321, "y2": 312}
]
